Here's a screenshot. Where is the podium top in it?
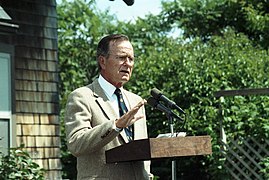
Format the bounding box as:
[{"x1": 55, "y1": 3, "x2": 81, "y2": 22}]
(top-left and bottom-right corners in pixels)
[{"x1": 106, "y1": 135, "x2": 212, "y2": 163}]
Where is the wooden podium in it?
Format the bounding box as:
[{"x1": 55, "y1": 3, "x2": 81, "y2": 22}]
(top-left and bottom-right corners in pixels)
[{"x1": 106, "y1": 135, "x2": 212, "y2": 163}]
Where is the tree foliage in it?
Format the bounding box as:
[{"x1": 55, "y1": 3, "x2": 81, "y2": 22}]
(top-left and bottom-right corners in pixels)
[
  {"x1": 159, "y1": 0, "x2": 269, "y2": 48},
  {"x1": 57, "y1": 0, "x2": 269, "y2": 179}
]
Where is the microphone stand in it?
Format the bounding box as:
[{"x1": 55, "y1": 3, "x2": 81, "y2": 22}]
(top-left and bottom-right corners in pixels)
[
  {"x1": 166, "y1": 106, "x2": 184, "y2": 180},
  {"x1": 166, "y1": 112, "x2": 177, "y2": 180}
]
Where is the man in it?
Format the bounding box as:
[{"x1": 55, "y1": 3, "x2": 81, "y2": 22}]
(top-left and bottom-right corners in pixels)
[{"x1": 64, "y1": 34, "x2": 152, "y2": 179}]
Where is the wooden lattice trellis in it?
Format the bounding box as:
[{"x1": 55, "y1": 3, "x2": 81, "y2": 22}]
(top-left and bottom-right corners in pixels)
[
  {"x1": 220, "y1": 137, "x2": 269, "y2": 180},
  {"x1": 214, "y1": 88, "x2": 269, "y2": 179}
]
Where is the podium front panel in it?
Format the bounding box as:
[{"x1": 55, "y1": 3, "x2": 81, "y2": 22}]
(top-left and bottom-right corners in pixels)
[{"x1": 106, "y1": 136, "x2": 212, "y2": 163}]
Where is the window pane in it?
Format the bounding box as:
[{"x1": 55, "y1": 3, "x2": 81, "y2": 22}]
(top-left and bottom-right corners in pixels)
[
  {"x1": 0, "y1": 53, "x2": 11, "y2": 111},
  {"x1": 0, "y1": 119, "x2": 9, "y2": 155}
]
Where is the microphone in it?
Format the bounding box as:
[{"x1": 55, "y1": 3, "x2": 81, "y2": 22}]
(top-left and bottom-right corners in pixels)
[
  {"x1": 109, "y1": 0, "x2": 134, "y2": 6},
  {"x1": 147, "y1": 97, "x2": 183, "y2": 121},
  {"x1": 151, "y1": 88, "x2": 186, "y2": 114},
  {"x1": 148, "y1": 97, "x2": 171, "y2": 115},
  {"x1": 123, "y1": 0, "x2": 134, "y2": 6}
]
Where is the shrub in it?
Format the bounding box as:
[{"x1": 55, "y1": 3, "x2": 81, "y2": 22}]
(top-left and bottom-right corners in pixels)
[
  {"x1": 0, "y1": 146, "x2": 45, "y2": 179},
  {"x1": 260, "y1": 157, "x2": 269, "y2": 179}
]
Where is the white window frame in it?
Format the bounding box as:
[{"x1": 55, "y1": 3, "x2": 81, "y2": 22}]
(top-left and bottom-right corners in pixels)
[{"x1": 0, "y1": 51, "x2": 15, "y2": 155}]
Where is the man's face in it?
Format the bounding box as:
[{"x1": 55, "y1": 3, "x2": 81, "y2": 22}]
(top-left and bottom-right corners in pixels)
[{"x1": 99, "y1": 40, "x2": 134, "y2": 87}]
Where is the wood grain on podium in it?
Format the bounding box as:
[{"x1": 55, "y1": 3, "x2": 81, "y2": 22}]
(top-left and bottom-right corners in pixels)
[{"x1": 106, "y1": 136, "x2": 212, "y2": 163}]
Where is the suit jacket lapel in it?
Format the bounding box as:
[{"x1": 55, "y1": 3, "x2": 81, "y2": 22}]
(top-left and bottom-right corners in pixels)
[
  {"x1": 91, "y1": 79, "x2": 129, "y2": 143},
  {"x1": 91, "y1": 79, "x2": 118, "y2": 120}
]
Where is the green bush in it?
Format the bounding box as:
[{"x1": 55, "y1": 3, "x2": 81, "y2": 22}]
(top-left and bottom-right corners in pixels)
[
  {"x1": 0, "y1": 146, "x2": 45, "y2": 179},
  {"x1": 260, "y1": 157, "x2": 269, "y2": 179}
]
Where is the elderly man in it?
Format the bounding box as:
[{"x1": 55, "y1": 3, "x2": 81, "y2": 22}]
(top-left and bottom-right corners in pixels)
[{"x1": 64, "y1": 34, "x2": 152, "y2": 179}]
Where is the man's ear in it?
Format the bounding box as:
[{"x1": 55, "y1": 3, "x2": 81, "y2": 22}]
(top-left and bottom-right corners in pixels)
[{"x1": 98, "y1": 56, "x2": 106, "y2": 70}]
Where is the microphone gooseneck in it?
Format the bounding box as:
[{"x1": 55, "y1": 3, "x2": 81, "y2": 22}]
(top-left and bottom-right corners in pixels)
[
  {"x1": 150, "y1": 88, "x2": 186, "y2": 114},
  {"x1": 147, "y1": 97, "x2": 184, "y2": 122}
]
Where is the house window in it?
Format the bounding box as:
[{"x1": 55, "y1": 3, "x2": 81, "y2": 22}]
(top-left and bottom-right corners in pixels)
[{"x1": 0, "y1": 52, "x2": 12, "y2": 155}]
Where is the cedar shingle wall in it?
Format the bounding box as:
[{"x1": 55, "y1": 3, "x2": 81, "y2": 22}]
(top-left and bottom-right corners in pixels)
[{"x1": 1, "y1": 0, "x2": 61, "y2": 179}]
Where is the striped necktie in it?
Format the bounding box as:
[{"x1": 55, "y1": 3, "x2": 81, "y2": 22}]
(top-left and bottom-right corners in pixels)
[{"x1": 114, "y1": 88, "x2": 133, "y2": 141}]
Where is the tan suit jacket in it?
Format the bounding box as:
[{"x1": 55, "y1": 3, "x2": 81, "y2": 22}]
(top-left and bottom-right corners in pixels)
[{"x1": 64, "y1": 79, "x2": 150, "y2": 180}]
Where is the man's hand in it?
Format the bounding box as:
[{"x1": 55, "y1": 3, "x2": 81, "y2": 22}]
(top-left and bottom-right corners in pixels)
[{"x1": 115, "y1": 99, "x2": 147, "y2": 128}]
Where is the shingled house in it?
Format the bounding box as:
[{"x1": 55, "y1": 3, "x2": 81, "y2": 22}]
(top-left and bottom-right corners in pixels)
[{"x1": 0, "y1": 0, "x2": 61, "y2": 178}]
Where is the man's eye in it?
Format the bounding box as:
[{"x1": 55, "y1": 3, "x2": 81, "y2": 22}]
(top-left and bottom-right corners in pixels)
[
  {"x1": 119, "y1": 56, "x2": 126, "y2": 60},
  {"x1": 128, "y1": 57, "x2": 134, "y2": 62},
  {"x1": 115, "y1": 55, "x2": 134, "y2": 63}
]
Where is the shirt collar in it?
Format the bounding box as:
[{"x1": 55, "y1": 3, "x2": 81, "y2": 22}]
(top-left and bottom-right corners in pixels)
[{"x1": 98, "y1": 74, "x2": 123, "y2": 98}]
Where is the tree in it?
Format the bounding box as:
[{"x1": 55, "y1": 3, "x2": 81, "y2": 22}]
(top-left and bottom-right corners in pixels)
[{"x1": 158, "y1": 0, "x2": 269, "y2": 49}]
